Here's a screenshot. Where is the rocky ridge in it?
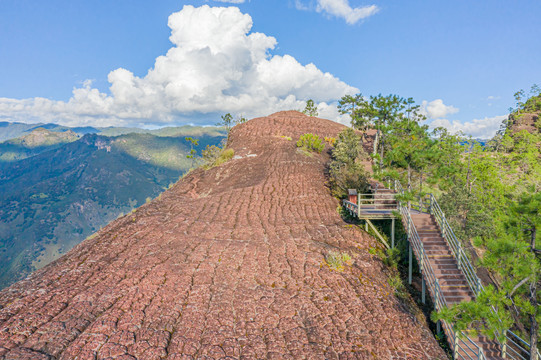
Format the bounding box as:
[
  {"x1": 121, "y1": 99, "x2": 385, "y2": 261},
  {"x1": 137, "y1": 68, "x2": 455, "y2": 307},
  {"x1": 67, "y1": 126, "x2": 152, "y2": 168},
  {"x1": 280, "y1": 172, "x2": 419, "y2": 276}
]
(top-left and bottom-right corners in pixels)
[{"x1": 0, "y1": 111, "x2": 446, "y2": 359}]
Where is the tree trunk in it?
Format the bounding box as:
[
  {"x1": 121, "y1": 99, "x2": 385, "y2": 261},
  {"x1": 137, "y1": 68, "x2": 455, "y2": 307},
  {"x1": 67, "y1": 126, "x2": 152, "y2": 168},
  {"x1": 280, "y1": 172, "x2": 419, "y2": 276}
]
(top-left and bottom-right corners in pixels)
[{"x1": 373, "y1": 129, "x2": 379, "y2": 156}]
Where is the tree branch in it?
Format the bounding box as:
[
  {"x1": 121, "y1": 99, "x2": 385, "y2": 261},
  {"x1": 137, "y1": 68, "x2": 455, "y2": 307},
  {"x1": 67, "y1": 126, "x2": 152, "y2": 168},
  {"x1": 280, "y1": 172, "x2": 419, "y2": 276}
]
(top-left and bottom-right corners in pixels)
[{"x1": 509, "y1": 276, "x2": 531, "y2": 297}]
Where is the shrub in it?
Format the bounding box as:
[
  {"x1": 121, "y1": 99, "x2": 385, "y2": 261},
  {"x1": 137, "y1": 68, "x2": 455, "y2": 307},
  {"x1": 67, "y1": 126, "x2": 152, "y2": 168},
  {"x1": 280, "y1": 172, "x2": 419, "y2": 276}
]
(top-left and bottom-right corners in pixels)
[
  {"x1": 214, "y1": 148, "x2": 234, "y2": 166},
  {"x1": 202, "y1": 144, "x2": 234, "y2": 169},
  {"x1": 329, "y1": 128, "x2": 369, "y2": 198},
  {"x1": 325, "y1": 250, "x2": 353, "y2": 272},
  {"x1": 297, "y1": 133, "x2": 325, "y2": 153},
  {"x1": 387, "y1": 273, "x2": 407, "y2": 299},
  {"x1": 325, "y1": 136, "x2": 336, "y2": 146}
]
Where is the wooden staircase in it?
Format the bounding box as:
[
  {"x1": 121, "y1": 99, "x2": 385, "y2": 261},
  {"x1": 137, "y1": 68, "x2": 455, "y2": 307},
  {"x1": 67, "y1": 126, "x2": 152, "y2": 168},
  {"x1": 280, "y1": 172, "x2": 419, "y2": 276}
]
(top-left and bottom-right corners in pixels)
[
  {"x1": 344, "y1": 182, "x2": 538, "y2": 360},
  {"x1": 411, "y1": 212, "x2": 503, "y2": 359},
  {"x1": 411, "y1": 212, "x2": 474, "y2": 304}
]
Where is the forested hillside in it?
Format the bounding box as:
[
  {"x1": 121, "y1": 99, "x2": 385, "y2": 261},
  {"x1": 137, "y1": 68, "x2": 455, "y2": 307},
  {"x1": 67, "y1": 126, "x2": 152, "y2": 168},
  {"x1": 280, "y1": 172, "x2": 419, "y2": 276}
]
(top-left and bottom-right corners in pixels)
[
  {"x1": 337, "y1": 87, "x2": 540, "y2": 355},
  {"x1": 0, "y1": 129, "x2": 225, "y2": 289}
]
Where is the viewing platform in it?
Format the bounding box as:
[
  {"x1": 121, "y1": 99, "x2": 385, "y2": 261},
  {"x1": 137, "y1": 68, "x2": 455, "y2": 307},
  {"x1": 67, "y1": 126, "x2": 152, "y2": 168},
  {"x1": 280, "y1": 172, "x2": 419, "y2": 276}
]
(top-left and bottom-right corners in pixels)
[{"x1": 343, "y1": 188, "x2": 398, "y2": 219}]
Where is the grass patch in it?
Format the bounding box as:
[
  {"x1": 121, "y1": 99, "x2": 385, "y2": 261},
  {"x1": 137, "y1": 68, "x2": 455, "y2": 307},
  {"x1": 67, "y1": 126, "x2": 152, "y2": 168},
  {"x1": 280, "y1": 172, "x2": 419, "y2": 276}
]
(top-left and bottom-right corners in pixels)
[
  {"x1": 387, "y1": 273, "x2": 408, "y2": 299},
  {"x1": 297, "y1": 133, "x2": 325, "y2": 153},
  {"x1": 324, "y1": 136, "x2": 336, "y2": 146},
  {"x1": 325, "y1": 250, "x2": 353, "y2": 272},
  {"x1": 202, "y1": 144, "x2": 234, "y2": 169},
  {"x1": 275, "y1": 135, "x2": 292, "y2": 141}
]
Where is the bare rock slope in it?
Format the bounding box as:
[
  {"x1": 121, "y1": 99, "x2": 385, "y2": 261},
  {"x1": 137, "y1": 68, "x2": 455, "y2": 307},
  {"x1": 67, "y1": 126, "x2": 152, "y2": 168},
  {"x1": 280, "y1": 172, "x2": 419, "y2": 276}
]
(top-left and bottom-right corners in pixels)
[{"x1": 0, "y1": 111, "x2": 446, "y2": 359}]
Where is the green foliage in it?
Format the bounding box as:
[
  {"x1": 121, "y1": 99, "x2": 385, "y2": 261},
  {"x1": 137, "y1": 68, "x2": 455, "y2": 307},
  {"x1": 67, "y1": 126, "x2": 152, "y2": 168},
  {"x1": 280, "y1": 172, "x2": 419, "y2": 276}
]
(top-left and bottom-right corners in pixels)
[
  {"x1": 339, "y1": 93, "x2": 425, "y2": 172},
  {"x1": 438, "y1": 180, "x2": 495, "y2": 241},
  {"x1": 302, "y1": 99, "x2": 319, "y2": 117},
  {"x1": 383, "y1": 247, "x2": 401, "y2": 269},
  {"x1": 202, "y1": 141, "x2": 234, "y2": 169},
  {"x1": 0, "y1": 128, "x2": 79, "y2": 162},
  {"x1": 324, "y1": 136, "x2": 336, "y2": 146},
  {"x1": 430, "y1": 91, "x2": 541, "y2": 351},
  {"x1": 235, "y1": 115, "x2": 248, "y2": 125},
  {"x1": 325, "y1": 250, "x2": 352, "y2": 272},
  {"x1": 432, "y1": 285, "x2": 514, "y2": 342},
  {"x1": 339, "y1": 89, "x2": 541, "y2": 348},
  {"x1": 296, "y1": 133, "x2": 325, "y2": 153},
  {"x1": 510, "y1": 84, "x2": 541, "y2": 114},
  {"x1": 215, "y1": 148, "x2": 234, "y2": 166},
  {"x1": 328, "y1": 128, "x2": 369, "y2": 198},
  {"x1": 185, "y1": 136, "x2": 199, "y2": 168},
  {"x1": 217, "y1": 113, "x2": 234, "y2": 133},
  {"x1": 0, "y1": 129, "x2": 226, "y2": 290},
  {"x1": 387, "y1": 273, "x2": 408, "y2": 299}
]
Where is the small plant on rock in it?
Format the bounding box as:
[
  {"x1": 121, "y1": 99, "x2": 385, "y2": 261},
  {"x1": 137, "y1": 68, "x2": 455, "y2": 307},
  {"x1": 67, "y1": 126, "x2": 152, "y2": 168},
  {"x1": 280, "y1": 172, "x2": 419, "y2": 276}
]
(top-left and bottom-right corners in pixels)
[
  {"x1": 202, "y1": 143, "x2": 234, "y2": 169},
  {"x1": 387, "y1": 273, "x2": 407, "y2": 299},
  {"x1": 297, "y1": 133, "x2": 325, "y2": 153},
  {"x1": 325, "y1": 250, "x2": 353, "y2": 272}
]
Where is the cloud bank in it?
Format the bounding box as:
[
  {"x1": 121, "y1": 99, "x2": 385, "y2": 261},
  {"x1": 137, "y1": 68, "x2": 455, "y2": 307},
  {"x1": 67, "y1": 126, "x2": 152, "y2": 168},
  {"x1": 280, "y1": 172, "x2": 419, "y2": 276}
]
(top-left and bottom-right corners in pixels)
[
  {"x1": 0, "y1": 5, "x2": 358, "y2": 127},
  {"x1": 430, "y1": 115, "x2": 507, "y2": 139}
]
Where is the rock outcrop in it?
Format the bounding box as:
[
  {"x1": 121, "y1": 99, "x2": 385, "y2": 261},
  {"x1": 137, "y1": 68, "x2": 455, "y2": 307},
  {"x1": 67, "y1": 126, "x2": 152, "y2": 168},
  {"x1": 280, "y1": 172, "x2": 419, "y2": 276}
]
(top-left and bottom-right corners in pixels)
[
  {"x1": 0, "y1": 111, "x2": 446, "y2": 359},
  {"x1": 508, "y1": 112, "x2": 540, "y2": 134}
]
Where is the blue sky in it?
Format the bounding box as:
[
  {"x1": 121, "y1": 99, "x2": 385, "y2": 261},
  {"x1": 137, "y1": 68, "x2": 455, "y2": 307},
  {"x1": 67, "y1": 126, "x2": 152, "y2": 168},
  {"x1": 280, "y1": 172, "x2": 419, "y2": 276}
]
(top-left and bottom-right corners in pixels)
[{"x1": 0, "y1": 0, "x2": 540, "y2": 137}]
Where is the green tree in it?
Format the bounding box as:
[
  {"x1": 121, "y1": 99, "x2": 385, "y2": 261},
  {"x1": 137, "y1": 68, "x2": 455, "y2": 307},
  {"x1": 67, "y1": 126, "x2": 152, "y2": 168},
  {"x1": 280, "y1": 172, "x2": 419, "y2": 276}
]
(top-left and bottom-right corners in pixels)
[
  {"x1": 235, "y1": 115, "x2": 248, "y2": 125},
  {"x1": 504, "y1": 190, "x2": 540, "y2": 357},
  {"x1": 185, "y1": 137, "x2": 199, "y2": 168},
  {"x1": 329, "y1": 128, "x2": 369, "y2": 198},
  {"x1": 338, "y1": 94, "x2": 369, "y2": 131},
  {"x1": 340, "y1": 93, "x2": 419, "y2": 169},
  {"x1": 303, "y1": 99, "x2": 319, "y2": 117},
  {"x1": 434, "y1": 91, "x2": 541, "y2": 358},
  {"x1": 217, "y1": 113, "x2": 234, "y2": 133}
]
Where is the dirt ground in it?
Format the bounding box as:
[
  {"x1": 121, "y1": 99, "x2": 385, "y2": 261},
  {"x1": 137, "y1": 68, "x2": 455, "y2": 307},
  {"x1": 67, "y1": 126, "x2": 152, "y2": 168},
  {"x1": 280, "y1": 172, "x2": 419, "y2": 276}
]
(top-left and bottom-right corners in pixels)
[{"x1": 0, "y1": 111, "x2": 446, "y2": 359}]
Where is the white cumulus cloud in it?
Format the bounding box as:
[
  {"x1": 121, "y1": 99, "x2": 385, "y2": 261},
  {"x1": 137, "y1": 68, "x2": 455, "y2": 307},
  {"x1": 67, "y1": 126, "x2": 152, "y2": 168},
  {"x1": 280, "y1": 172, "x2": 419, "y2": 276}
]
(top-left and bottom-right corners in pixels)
[
  {"x1": 0, "y1": 5, "x2": 358, "y2": 127},
  {"x1": 420, "y1": 99, "x2": 459, "y2": 120},
  {"x1": 295, "y1": 0, "x2": 378, "y2": 24},
  {"x1": 316, "y1": 0, "x2": 378, "y2": 24},
  {"x1": 430, "y1": 115, "x2": 507, "y2": 139}
]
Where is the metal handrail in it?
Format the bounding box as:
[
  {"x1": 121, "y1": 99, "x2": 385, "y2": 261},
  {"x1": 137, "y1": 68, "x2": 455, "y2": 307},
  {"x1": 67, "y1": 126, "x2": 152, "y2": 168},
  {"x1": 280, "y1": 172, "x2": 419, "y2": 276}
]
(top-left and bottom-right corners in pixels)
[
  {"x1": 427, "y1": 194, "x2": 481, "y2": 296},
  {"x1": 392, "y1": 180, "x2": 537, "y2": 360},
  {"x1": 345, "y1": 180, "x2": 538, "y2": 359},
  {"x1": 396, "y1": 192, "x2": 485, "y2": 359}
]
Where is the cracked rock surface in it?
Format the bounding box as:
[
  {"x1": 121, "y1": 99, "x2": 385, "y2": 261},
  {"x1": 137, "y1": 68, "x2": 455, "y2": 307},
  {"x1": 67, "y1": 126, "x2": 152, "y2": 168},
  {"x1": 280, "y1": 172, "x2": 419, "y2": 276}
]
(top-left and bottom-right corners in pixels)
[{"x1": 0, "y1": 111, "x2": 446, "y2": 359}]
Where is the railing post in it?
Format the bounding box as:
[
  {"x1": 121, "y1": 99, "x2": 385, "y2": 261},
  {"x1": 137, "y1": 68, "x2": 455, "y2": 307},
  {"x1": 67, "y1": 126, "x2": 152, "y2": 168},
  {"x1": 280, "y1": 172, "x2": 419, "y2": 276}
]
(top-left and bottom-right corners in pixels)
[
  {"x1": 357, "y1": 192, "x2": 361, "y2": 218},
  {"x1": 408, "y1": 242, "x2": 412, "y2": 285},
  {"x1": 476, "y1": 277, "x2": 481, "y2": 295},
  {"x1": 478, "y1": 348, "x2": 483, "y2": 360},
  {"x1": 501, "y1": 329, "x2": 507, "y2": 359},
  {"x1": 454, "y1": 332, "x2": 460, "y2": 360},
  {"x1": 435, "y1": 280, "x2": 440, "y2": 309},
  {"x1": 421, "y1": 276, "x2": 426, "y2": 304},
  {"x1": 457, "y1": 245, "x2": 462, "y2": 270}
]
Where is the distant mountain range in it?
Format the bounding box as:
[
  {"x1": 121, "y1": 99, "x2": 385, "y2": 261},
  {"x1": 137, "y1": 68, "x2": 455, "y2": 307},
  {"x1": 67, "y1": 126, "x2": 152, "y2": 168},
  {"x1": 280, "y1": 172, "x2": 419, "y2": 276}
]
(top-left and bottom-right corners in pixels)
[
  {"x1": 0, "y1": 123, "x2": 226, "y2": 289},
  {"x1": 0, "y1": 120, "x2": 225, "y2": 142}
]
